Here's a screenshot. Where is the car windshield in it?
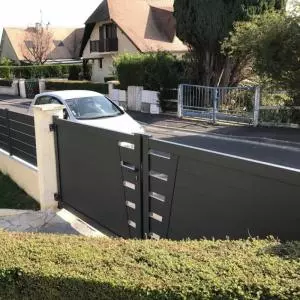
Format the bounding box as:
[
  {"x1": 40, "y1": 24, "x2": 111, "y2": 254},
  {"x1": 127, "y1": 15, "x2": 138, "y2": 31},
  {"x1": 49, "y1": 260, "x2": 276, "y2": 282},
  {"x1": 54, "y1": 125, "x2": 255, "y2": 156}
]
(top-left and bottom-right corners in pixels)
[{"x1": 65, "y1": 96, "x2": 122, "y2": 120}]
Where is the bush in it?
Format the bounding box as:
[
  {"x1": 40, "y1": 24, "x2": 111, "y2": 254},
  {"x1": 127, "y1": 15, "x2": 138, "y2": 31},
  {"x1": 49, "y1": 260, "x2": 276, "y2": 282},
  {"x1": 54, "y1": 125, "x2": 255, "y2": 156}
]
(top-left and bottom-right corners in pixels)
[
  {"x1": 0, "y1": 233, "x2": 299, "y2": 299},
  {"x1": 0, "y1": 64, "x2": 83, "y2": 79},
  {"x1": 68, "y1": 65, "x2": 82, "y2": 80},
  {"x1": 114, "y1": 52, "x2": 183, "y2": 90},
  {"x1": 45, "y1": 80, "x2": 109, "y2": 94},
  {"x1": 0, "y1": 79, "x2": 13, "y2": 87}
]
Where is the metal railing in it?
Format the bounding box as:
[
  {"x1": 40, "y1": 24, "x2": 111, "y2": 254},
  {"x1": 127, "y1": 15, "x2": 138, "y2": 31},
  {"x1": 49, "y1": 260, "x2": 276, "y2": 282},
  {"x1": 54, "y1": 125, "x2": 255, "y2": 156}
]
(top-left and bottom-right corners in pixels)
[
  {"x1": 178, "y1": 84, "x2": 258, "y2": 125},
  {"x1": 90, "y1": 38, "x2": 118, "y2": 53}
]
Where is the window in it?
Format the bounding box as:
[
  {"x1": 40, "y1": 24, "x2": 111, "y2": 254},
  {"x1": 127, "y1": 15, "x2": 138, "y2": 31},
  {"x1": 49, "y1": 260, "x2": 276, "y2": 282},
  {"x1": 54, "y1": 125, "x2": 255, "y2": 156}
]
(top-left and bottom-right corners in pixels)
[
  {"x1": 106, "y1": 24, "x2": 117, "y2": 39},
  {"x1": 35, "y1": 96, "x2": 62, "y2": 105},
  {"x1": 99, "y1": 58, "x2": 103, "y2": 69},
  {"x1": 25, "y1": 40, "x2": 34, "y2": 48},
  {"x1": 53, "y1": 40, "x2": 64, "y2": 47}
]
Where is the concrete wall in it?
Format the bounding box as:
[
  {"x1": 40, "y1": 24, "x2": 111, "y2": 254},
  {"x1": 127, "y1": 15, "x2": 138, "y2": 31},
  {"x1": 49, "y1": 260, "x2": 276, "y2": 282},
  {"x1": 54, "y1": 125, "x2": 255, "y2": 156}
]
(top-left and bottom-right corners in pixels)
[
  {"x1": 82, "y1": 22, "x2": 139, "y2": 83},
  {"x1": 0, "y1": 80, "x2": 19, "y2": 96},
  {"x1": 0, "y1": 150, "x2": 39, "y2": 202}
]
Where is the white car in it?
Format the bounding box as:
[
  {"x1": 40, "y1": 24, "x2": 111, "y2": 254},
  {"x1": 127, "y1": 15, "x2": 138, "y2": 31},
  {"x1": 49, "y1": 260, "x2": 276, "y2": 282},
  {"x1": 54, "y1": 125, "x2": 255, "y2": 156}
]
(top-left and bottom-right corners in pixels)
[{"x1": 30, "y1": 90, "x2": 144, "y2": 134}]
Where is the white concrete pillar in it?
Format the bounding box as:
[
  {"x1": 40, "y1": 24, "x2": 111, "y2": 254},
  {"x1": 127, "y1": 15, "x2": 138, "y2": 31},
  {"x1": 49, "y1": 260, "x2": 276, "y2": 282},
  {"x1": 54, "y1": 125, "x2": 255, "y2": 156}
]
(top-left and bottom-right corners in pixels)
[
  {"x1": 128, "y1": 86, "x2": 143, "y2": 111},
  {"x1": 38, "y1": 79, "x2": 46, "y2": 93},
  {"x1": 19, "y1": 79, "x2": 26, "y2": 98},
  {"x1": 108, "y1": 81, "x2": 114, "y2": 99},
  {"x1": 12, "y1": 80, "x2": 19, "y2": 96},
  {"x1": 253, "y1": 86, "x2": 261, "y2": 127},
  {"x1": 33, "y1": 104, "x2": 64, "y2": 211}
]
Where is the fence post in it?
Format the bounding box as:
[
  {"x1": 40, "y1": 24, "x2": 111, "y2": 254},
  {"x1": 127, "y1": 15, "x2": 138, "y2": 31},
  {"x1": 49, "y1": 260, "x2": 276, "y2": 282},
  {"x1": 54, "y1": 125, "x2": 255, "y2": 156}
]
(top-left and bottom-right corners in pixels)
[
  {"x1": 38, "y1": 79, "x2": 46, "y2": 93},
  {"x1": 33, "y1": 104, "x2": 64, "y2": 211},
  {"x1": 177, "y1": 84, "x2": 183, "y2": 118},
  {"x1": 5, "y1": 109, "x2": 12, "y2": 156},
  {"x1": 212, "y1": 88, "x2": 218, "y2": 124},
  {"x1": 19, "y1": 79, "x2": 27, "y2": 98},
  {"x1": 253, "y1": 86, "x2": 261, "y2": 127}
]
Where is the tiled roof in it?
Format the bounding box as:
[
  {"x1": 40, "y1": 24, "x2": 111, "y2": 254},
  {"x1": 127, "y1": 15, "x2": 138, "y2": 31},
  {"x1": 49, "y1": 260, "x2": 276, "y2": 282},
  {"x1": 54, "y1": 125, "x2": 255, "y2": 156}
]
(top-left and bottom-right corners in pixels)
[
  {"x1": 83, "y1": 0, "x2": 187, "y2": 53},
  {"x1": 4, "y1": 27, "x2": 84, "y2": 61}
]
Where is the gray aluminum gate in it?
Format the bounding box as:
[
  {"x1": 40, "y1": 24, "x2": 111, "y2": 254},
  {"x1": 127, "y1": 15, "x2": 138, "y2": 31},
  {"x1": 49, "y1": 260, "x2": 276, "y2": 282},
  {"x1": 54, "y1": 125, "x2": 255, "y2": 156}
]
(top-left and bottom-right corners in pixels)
[
  {"x1": 25, "y1": 79, "x2": 40, "y2": 99},
  {"x1": 178, "y1": 84, "x2": 258, "y2": 124},
  {"x1": 53, "y1": 118, "x2": 143, "y2": 238},
  {"x1": 54, "y1": 119, "x2": 300, "y2": 240}
]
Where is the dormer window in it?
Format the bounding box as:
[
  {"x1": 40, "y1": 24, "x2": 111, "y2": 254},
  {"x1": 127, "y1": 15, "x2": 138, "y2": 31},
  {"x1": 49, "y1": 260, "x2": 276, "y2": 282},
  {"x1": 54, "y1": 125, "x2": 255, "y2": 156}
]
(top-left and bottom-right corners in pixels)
[{"x1": 53, "y1": 40, "x2": 64, "y2": 47}]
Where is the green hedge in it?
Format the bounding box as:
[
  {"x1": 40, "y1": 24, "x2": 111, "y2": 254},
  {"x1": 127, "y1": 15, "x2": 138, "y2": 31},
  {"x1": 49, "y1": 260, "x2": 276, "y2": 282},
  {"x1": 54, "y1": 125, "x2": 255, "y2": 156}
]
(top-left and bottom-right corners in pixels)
[
  {"x1": 0, "y1": 64, "x2": 84, "y2": 80},
  {"x1": 114, "y1": 51, "x2": 184, "y2": 90},
  {"x1": 0, "y1": 233, "x2": 299, "y2": 299},
  {"x1": 45, "y1": 80, "x2": 108, "y2": 94}
]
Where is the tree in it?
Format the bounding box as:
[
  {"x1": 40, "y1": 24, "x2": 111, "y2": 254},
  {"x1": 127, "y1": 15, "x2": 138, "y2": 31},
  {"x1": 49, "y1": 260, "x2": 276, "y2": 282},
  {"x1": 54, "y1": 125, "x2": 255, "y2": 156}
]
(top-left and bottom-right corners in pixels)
[
  {"x1": 20, "y1": 24, "x2": 53, "y2": 65},
  {"x1": 223, "y1": 10, "x2": 300, "y2": 103},
  {"x1": 174, "y1": 0, "x2": 286, "y2": 86}
]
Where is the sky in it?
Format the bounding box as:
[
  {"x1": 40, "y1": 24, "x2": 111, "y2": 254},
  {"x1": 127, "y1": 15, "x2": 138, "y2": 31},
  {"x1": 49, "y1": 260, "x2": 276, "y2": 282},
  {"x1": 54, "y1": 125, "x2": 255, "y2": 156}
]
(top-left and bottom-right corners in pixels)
[{"x1": 0, "y1": 0, "x2": 103, "y2": 37}]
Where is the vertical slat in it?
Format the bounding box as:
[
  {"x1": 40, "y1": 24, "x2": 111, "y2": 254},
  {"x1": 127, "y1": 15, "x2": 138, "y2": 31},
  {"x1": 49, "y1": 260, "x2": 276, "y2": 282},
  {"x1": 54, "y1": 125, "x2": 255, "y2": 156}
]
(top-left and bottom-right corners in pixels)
[{"x1": 142, "y1": 135, "x2": 150, "y2": 238}]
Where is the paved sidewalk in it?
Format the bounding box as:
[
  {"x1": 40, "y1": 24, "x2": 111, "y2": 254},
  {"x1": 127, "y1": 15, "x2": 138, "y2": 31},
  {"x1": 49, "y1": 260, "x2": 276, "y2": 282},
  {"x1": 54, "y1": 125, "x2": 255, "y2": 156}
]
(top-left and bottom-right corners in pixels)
[
  {"x1": 0, "y1": 209, "x2": 108, "y2": 237},
  {"x1": 129, "y1": 111, "x2": 300, "y2": 147}
]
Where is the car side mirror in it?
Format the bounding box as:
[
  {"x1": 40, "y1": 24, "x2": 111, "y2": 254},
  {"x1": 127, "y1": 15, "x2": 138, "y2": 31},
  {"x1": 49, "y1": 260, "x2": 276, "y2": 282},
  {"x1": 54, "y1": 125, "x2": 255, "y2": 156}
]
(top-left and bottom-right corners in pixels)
[
  {"x1": 119, "y1": 106, "x2": 125, "y2": 112},
  {"x1": 63, "y1": 108, "x2": 69, "y2": 120}
]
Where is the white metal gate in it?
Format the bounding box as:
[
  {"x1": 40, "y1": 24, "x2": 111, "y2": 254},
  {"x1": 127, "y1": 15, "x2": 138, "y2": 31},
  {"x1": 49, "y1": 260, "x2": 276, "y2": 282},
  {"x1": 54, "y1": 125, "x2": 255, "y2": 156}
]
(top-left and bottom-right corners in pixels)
[{"x1": 178, "y1": 84, "x2": 260, "y2": 125}]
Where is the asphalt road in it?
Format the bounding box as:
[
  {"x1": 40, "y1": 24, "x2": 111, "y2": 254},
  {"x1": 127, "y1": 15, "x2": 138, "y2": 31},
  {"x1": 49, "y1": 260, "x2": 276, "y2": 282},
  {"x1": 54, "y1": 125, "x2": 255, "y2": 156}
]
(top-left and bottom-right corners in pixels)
[{"x1": 145, "y1": 125, "x2": 300, "y2": 170}]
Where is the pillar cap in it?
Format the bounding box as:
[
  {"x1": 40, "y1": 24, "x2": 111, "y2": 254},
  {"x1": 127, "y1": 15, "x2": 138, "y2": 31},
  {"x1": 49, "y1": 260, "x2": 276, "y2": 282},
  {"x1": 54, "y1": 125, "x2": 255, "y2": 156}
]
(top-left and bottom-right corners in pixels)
[{"x1": 33, "y1": 104, "x2": 65, "y2": 112}]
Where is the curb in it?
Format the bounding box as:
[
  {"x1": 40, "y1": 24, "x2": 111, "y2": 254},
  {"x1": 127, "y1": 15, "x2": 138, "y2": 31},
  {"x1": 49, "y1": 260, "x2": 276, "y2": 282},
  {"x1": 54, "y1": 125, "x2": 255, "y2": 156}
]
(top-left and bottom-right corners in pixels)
[{"x1": 142, "y1": 123, "x2": 300, "y2": 152}]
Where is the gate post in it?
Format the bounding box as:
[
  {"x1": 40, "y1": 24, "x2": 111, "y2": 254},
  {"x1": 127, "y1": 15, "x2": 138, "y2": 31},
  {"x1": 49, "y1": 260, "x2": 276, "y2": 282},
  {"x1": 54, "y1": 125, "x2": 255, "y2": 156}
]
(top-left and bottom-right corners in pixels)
[
  {"x1": 212, "y1": 88, "x2": 218, "y2": 124},
  {"x1": 177, "y1": 84, "x2": 183, "y2": 118},
  {"x1": 19, "y1": 79, "x2": 26, "y2": 98},
  {"x1": 253, "y1": 86, "x2": 261, "y2": 127},
  {"x1": 33, "y1": 104, "x2": 64, "y2": 211}
]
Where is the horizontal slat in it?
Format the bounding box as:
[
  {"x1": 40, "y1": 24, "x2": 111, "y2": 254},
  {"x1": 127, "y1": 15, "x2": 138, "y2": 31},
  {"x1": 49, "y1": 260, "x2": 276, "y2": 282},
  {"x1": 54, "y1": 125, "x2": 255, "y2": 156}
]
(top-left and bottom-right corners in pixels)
[
  {"x1": 150, "y1": 154, "x2": 173, "y2": 174},
  {"x1": 10, "y1": 121, "x2": 35, "y2": 137},
  {"x1": 0, "y1": 116, "x2": 8, "y2": 127},
  {"x1": 11, "y1": 139, "x2": 36, "y2": 157},
  {"x1": 149, "y1": 176, "x2": 168, "y2": 197},
  {"x1": 149, "y1": 197, "x2": 165, "y2": 214},
  {"x1": 149, "y1": 218, "x2": 165, "y2": 237},
  {"x1": 120, "y1": 147, "x2": 139, "y2": 165},
  {"x1": 8, "y1": 111, "x2": 34, "y2": 126},
  {"x1": 0, "y1": 109, "x2": 6, "y2": 117},
  {"x1": 11, "y1": 148, "x2": 37, "y2": 166},
  {"x1": 0, "y1": 124, "x2": 8, "y2": 135},
  {"x1": 0, "y1": 139, "x2": 9, "y2": 152},
  {"x1": 10, "y1": 130, "x2": 36, "y2": 148}
]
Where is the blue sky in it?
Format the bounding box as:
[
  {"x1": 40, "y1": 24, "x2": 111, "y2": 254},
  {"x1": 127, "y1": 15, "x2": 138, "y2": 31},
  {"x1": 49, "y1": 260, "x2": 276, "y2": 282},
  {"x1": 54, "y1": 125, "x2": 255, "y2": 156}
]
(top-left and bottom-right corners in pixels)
[{"x1": 0, "y1": 0, "x2": 102, "y2": 37}]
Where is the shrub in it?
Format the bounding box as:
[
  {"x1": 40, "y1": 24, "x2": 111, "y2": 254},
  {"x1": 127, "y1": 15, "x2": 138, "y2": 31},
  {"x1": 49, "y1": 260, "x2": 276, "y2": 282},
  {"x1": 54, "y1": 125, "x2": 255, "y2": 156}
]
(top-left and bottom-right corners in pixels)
[
  {"x1": 0, "y1": 233, "x2": 299, "y2": 299},
  {"x1": 0, "y1": 64, "x2": 82, "y2": 79},
  {"x1": 45, "y1": 80, "x2": 109, "y2": 94},
  {"x1": 104, "y1": 76, "x2": 117, "y2": 82},
  {"x1": 0, "y1": 79, "x2": 13, "y2": 87},
  {"x1": 68, "y1": 65, "x2": 82, "y2": 80},
  {"x1": 113, "y1": 52, "x2": 184, "y2": 90}
]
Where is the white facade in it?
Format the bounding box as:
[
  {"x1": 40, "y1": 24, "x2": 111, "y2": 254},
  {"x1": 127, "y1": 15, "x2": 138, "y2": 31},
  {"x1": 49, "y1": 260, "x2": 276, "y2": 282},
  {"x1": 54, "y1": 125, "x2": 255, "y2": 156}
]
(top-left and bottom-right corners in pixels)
[{"x1": 82, "y1": 22, "x2": 139, "y2": 83}]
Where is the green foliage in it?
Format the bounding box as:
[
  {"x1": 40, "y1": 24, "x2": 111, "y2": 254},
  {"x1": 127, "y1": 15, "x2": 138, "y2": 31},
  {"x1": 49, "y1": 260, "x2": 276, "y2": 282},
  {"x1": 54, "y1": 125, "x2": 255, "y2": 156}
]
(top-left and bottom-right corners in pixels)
[
  {"x1": 0, "y1": 79, "x2": 13, "y2": 87},
  {"x1": 174, "y1": 0, "x2": 286, "y2": 86},
  {"x1": 0, "y1": 64, "x2": 83, "y2": 80},
  {"x1": 104, "y1": 76, "x2": 117, "y2": 83},
  {"x1": 68, "y1": 65, "x2": 82, "y2": 80},
  {"x1": 114, "y1": 52, "x2": 183, "y2": 90},
  {"x1": 223, "y1": 11, "x2": 300, "y2": 104},
  {"x1": 0, "y1": 57, "x2": 14, "y2": 66},
  {"x1": 0, "y1": 233, "x2": 299, "y2": 299},
  {"x1": 0, "y1": 173, "x2": 39, "y2": 210},
  {"x1": 45, "y1": 80, "x2": 109, "y2": 94},
  {"x1": 260, "y1": 108, "x2": 300, "y2": 124}
]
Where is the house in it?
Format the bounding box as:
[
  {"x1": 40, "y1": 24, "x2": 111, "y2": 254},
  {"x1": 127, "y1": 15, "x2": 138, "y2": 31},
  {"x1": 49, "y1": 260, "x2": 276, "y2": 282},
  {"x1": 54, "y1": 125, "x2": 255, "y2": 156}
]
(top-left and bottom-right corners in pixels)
[
  {"x1": 80, "y1": 0, "x2": 188, "y2": 82},
  {"x1": 0, "y1": 26, "x2": 84, "y2": 65}
]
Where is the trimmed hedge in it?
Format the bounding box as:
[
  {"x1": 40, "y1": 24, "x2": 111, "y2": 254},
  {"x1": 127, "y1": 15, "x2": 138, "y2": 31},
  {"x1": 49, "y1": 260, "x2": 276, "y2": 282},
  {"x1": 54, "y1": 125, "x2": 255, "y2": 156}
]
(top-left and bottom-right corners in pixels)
[
  {"x1": 45, "y1": 80, "x2": 109, "y2": 94},
  {"x1": 0, "y1": 233, "x2": 299, "y2": 299},
  {"x1": 0, "y1": 64, "x2": 83, "y2": 80},
  {"x1": 113, "y1": 51, "x2": 184, "y2": 90}
]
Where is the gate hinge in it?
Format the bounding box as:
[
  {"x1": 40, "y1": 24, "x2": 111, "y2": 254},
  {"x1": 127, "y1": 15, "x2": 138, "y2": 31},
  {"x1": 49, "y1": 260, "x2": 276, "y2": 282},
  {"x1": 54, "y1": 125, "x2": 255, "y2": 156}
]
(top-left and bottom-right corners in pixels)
[
  {"x1": 49, "y1": 123, "x2": 57, "y2": 132},
  {"x1": 54, "y1": 193, "x2": 61, "y2": 202}
]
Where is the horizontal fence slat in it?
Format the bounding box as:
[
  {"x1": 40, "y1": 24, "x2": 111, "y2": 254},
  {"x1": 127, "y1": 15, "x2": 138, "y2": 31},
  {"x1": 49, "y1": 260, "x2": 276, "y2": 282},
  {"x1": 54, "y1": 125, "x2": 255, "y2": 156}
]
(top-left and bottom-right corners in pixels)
[
  {"x1": 0, "y1": 116, "x2": 8, "y2": 127},
  {"x1": 0, "y1": 139, "x2": 9, "y2": 152},
  {"x1": 10, "y1": 130, "x2": 36, "y2": 148},
  {"x1": 11, "y1": 139, "x2": 36, "y2": 158},
  {"x1": 0, "y1": 109, "x2": 6, "y2": 117},
  {"x1": 11, "y1": 148, "x2": 37, "y2": 166},
  {"x1": 8, "y1": 111, "x2": 34, "y2": 126},
  {"x1": 10, "y1": 121, "x2": 35, "y2": 137}
]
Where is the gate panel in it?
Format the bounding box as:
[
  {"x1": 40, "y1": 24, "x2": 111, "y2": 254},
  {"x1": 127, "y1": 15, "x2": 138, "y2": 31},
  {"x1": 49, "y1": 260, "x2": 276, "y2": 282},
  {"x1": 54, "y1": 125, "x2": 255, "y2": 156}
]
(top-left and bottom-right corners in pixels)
[
  {"x1": 25, "y1": 79, "x2": 40, "y2": 99},
  {"x1": 180, "y1": 84, "x2": 256, "y2": 124},
  {"x1": 143, "y1": 136, "x2": 300, "y2": 240},
  {"x1": 54, "y1": 118, "x2": 142, "y2": 238}
]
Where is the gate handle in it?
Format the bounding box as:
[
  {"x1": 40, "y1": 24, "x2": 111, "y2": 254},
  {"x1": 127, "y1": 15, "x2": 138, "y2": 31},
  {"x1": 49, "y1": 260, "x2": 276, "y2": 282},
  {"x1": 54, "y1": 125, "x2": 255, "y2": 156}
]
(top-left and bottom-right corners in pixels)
[{"x1": 121, "y1": 161, "x2": 136, "y2": 172}]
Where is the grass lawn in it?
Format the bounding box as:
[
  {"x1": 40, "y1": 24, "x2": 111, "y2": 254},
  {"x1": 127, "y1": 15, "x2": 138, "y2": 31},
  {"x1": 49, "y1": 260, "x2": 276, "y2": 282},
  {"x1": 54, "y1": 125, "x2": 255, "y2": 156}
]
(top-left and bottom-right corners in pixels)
[{"x1": 0, "y1": 172, "x2": 39, "y2": 210}]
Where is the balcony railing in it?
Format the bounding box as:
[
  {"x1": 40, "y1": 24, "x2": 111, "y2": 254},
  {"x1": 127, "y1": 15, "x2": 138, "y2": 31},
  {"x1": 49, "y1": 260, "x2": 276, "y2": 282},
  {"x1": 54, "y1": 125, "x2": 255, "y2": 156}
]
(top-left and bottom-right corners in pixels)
[{"x1": 90, "y1": 39, "x2": 118, "y2": 53}]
